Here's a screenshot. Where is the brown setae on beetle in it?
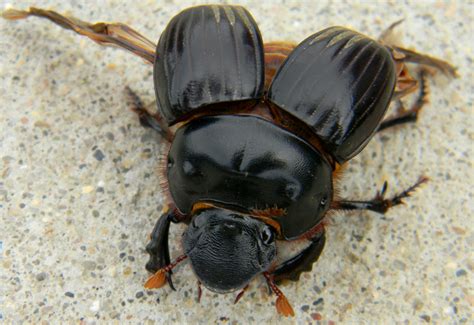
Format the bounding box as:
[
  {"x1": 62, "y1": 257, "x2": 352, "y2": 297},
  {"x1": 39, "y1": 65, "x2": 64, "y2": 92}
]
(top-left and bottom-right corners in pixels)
[{"x1": 3, "y1": 5, "x2": 456, "y2": 317}]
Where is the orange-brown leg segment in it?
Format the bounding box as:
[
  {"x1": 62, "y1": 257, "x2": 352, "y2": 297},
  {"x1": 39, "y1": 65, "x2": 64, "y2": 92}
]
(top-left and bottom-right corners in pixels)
[
  {"x1": 263, "y1": 272, "x2": 295, "y2": 317},
  {"x1": 2, "y1": 7, "x2": 156, "y2": 63},
  {"x1": 144, "y1": 254, "x2": 187, "y2": 289}
]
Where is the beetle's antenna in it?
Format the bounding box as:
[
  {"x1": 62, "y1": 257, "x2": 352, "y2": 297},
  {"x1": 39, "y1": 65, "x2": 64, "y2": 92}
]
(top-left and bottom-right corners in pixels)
[
  {"x1": 144, "y1": 255, "x2": 188, "y2": 289},
  {"x1": 263, "y1": 272, "x2": 295, "y2": 317}
]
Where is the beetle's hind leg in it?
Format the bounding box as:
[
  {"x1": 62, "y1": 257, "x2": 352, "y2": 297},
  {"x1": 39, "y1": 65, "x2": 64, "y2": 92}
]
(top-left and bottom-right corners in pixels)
[
  {"x1": 331, "y1": 176, "x2": 428, "y2": 214},
  {"x1": 125, "y1": 87, "x2": 173, "y2": 142},
  {"x1": 377, "y1": 69, "x2": 429, "y2": 133},
  {"x1": 2, "y1": 7, "x2": 156, "y2": 63}
]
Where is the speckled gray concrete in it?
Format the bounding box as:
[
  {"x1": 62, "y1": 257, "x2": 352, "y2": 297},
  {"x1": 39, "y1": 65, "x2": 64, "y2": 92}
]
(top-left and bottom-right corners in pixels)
[{"x1": 0, "y1": 0, "x2": 472, "y2": 323}]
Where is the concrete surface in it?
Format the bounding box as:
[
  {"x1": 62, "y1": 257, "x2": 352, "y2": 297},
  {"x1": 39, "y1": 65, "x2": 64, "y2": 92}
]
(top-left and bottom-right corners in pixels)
[{"x1": 0, "y1": 0, "x2": 472, "y2": 323}]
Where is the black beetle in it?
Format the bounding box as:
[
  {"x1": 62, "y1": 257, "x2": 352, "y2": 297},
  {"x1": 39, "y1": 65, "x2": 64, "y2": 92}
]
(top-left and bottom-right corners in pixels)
[{"x1": 3, "y1": 5, "x2": 456, "y2": 317}]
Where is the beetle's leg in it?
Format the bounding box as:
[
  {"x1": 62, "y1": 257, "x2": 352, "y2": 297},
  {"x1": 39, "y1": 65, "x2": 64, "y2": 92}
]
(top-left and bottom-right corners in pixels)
[
  {"x1": 393, "y1": 45, "x2": 458, "y2": 78},
  {"x1": 197, "y1": 281, "x2": 203, "y2": 303},
  {"x1": 379, "y1": 20, "x2": 457, "y2": 78},
  {"x1": 2, "y1": 7, "x2": 156, "y2": 63},
  {"x1": 331, "y1": 176, "x2": 428, "y2": 214},
  {"x1": 234, "y1": 284, "x2": 249, "y2": 304},
  {"x1": 392, "y1": 63, "x2": 419, "y2": 101},
  {"x1": 145, "y1": 209, "x2": 183, "y2": 290},
  {"x1": 125, "y1": 87, "x2": 173, "y2": 142},
  {"x1": 270, "y1": 231, "x2": 326, "y2": 284},
  {"x1": 377, "y1": 70, "x2": 428, "y2": 133}
]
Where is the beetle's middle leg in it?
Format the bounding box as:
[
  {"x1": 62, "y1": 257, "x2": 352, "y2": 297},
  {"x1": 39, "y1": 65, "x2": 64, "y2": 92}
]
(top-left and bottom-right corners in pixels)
[{"x1": 377, "y1": 70, "x2": 428, "y2": 133}]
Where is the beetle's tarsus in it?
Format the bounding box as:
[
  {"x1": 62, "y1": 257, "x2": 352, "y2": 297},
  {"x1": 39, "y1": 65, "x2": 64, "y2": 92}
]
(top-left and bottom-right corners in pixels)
[{"x1": 333, "y1": 177, "x2": 429, "y2": 214}]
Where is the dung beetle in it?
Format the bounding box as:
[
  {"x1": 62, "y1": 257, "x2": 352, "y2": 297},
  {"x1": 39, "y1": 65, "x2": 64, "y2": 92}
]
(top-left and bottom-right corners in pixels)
[{"x1": 3, "y1": 5, "x2": 456, "y2": 317}]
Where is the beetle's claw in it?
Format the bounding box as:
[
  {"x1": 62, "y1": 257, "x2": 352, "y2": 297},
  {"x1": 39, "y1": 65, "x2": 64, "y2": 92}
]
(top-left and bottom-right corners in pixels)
[
  {"x1": 378, "y1": 19, "x2": 405, "y2": 44},
  {"x1": 166, "y1": 272, "x2": 176, "y2": 291},
  {"x1": 380, "y1": 181, "x2": 388, "y2": 197},
  {"x1": 197, "y1": 281, "x2": 202, "y2": 303},
  {"x1": 234, "y1": 285, "x2": 249, "y2": 304}
]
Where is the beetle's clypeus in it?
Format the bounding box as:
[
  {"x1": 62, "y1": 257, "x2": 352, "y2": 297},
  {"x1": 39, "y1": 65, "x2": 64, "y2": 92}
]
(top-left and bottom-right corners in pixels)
[{"x1": 3, "y1": 5, "x2": 456, "y2": 317}]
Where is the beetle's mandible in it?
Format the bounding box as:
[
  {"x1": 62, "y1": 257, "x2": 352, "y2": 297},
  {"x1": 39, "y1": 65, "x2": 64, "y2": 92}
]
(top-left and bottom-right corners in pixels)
[{"x1": 3, "y1": 5, "x2": 457, "y2": 317}]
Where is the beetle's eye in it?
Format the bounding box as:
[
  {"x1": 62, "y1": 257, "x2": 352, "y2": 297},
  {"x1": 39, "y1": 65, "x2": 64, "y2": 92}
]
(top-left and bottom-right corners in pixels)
[
  {"x1": 260, "y1": 227, "x2": 275, "y2": 245},
  {"x1": 320, "y1": 196, "x2": 328, "y2": 207}
]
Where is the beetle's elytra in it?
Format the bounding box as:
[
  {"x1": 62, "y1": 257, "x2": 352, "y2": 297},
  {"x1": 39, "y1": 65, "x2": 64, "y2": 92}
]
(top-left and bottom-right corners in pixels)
[{"x1": 3, "y1": 5, "x2": 456, "y2": 317}]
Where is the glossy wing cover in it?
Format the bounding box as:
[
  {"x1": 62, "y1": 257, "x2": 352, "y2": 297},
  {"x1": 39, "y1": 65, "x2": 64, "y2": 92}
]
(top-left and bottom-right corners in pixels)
[
  {"x1": 154, "y1": 5, "x2": 265, "y2": 124},
  {"x1": 268, "y1": 27, "x2": 396, "y2": 163}
]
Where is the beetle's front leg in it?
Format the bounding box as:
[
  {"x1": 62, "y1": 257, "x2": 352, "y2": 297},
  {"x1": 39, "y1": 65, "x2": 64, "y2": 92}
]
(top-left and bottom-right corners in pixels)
[
  {"x1": 145, "y1": 208, "x2": 185, "y2": 290},
  {"x1": 270, "y1": 231, "x2": 326, "y2": 283},
  {"x1": 331, "y1": 177, "x2": 428, "y2": 214}
]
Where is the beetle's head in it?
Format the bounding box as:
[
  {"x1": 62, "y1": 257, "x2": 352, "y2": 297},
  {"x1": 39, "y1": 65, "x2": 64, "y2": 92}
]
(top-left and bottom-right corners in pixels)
[{"x1": 183, "y1": 208, "x2": 277, "y2": 293}]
